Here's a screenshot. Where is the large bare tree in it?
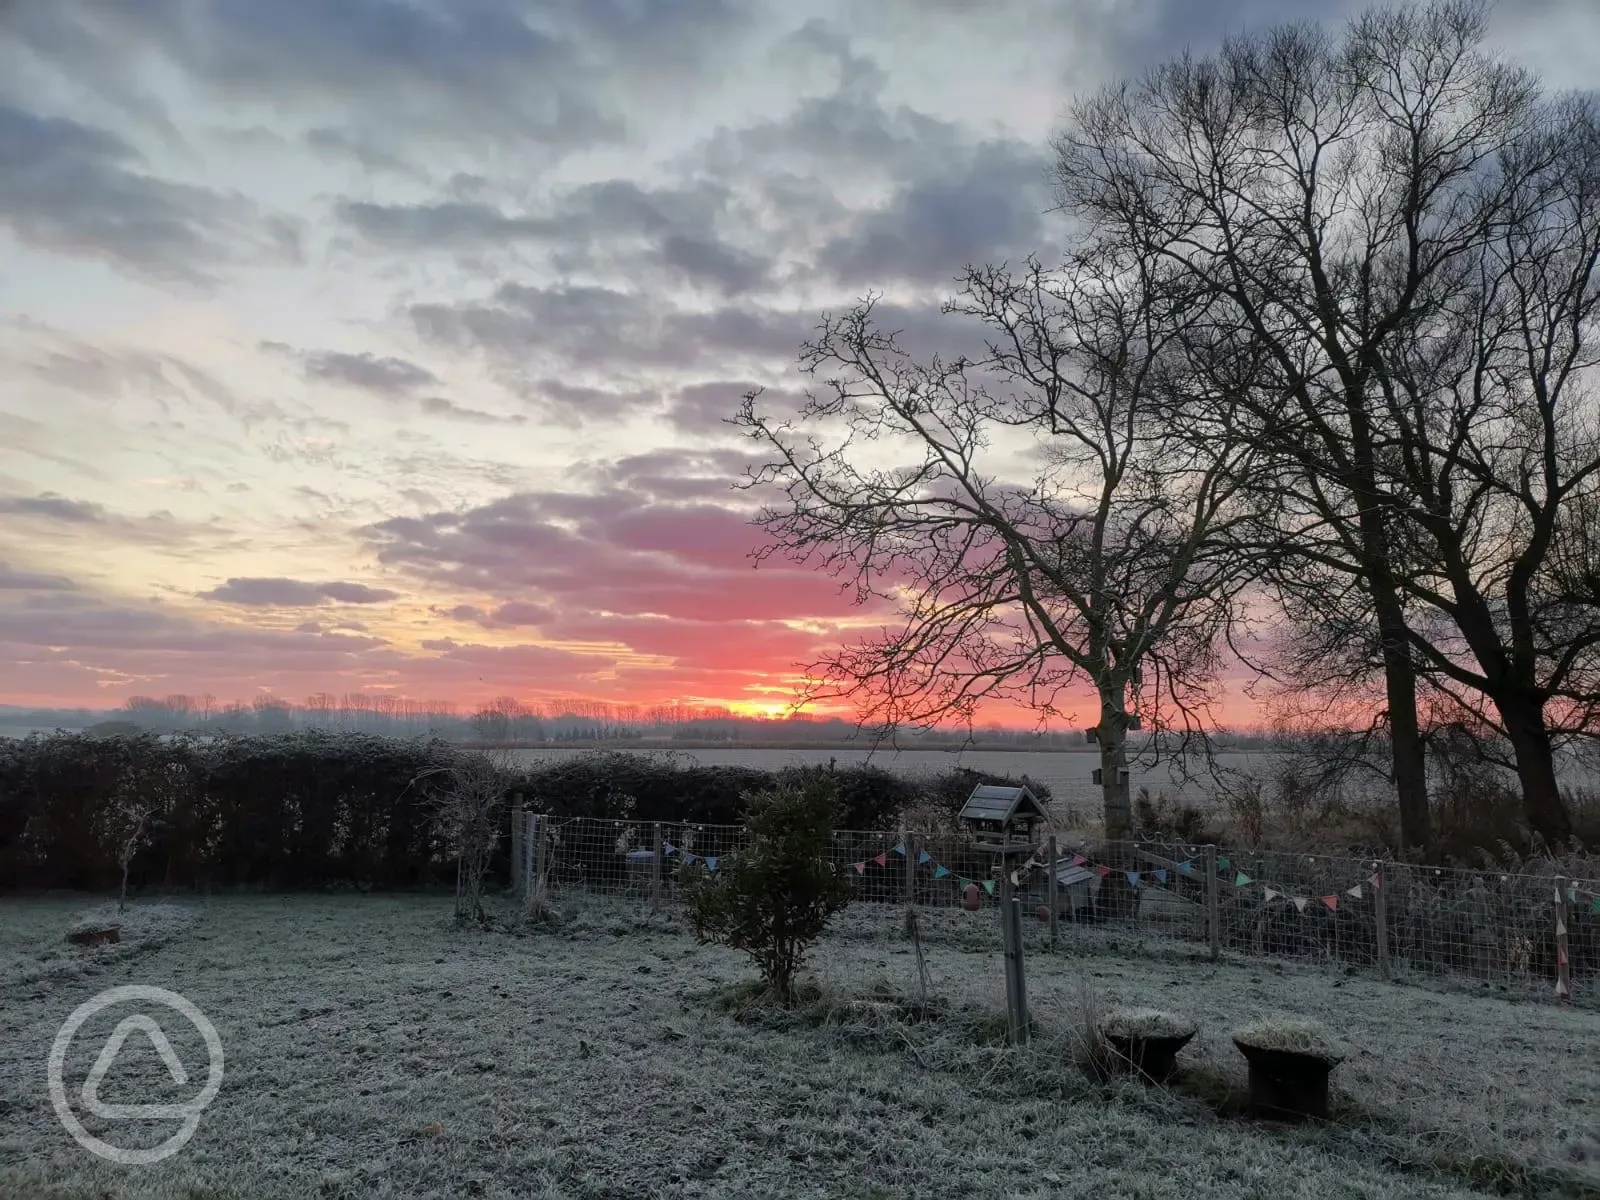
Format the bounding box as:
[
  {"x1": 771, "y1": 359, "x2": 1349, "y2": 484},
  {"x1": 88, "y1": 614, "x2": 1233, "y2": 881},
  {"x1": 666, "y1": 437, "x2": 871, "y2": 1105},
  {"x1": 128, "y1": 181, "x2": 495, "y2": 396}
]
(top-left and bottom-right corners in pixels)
[
  {"x1": 1052, "y1": 0, "x2": 1590, "y2": 854},
  {"x1": 736, "y1": 243, "x2": 1259, "y2": 846}
]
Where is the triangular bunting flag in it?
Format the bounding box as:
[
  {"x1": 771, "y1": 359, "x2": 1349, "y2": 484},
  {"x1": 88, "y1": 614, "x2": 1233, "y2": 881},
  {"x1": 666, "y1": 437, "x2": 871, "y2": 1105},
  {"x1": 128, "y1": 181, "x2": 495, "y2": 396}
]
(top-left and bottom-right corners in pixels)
[
  {"x1": 1126, "y1": 871, "x2": 1140, "y2": 887},
  {"x1": 1234, "y1": 872, "x2": 1251, "y2": 887},
  {"x1": 1346, "y1": 884, "x2": 1362, "y2": 900},
  {"x1": 1155, "y1": 870, "x2": 1168, "y2": 884},
  {"x1": 1071, "y1": 855, "x2": 1087, "y2": 867},
  {"x1": 1569, "y1": 886, "x2": 1579, "y2": 903},
  {"x1": 705, "y1": 856, "x2": 718, "y2": 872},
  {"x1": 892, "y1": 843, "x2": 906, "y2": 856},
  {"x1": 1556, "y1": 978, "x2": 1569, "y2": 997},
  {"x1": 982, "y1": 880, "x2": 995, "y2": 895},
  {"x1": 1177, "y1": 861, "x2": 1193, "y2": 874},
  {"x1": 853, "y1": 861, "x2": 866, "y2": 874},
  {"x1": 1218, "y1": 856, "x2": 1231, "y2": 869},
  {"x1": 1555, "y1": 886, "x2": 1564, "y2": 903},
  {"x1": 1010, "y1": 871, "x2": 1020, "y2": 886},
  {"x1": 1556, "y1": 918, "x2": 1566, "y2": 936},
  {"x1": 1293, "y1": 897, "x2": 1307, "y2": 912},
  {"x1": 663, "y1": 843, "x2": 677, "y2": 856},
  {"x1": 1097, "y1": 865, "x2": 1111, "y2": 879},
  {"x1": 1263, "y1": 888, "x2": 1278, "y2": 902},
  {"x1": 874, "y1": 853, "x2": 888, "y2": 866},
  {"x1": 918, "y1": 850, "x2": 931, "y2": 864},
  {"x1": 682, "y1": 852, "x2": 697, "y2": 864},
  {"x1": 934, "y1": 865, "x2": 950, "y2": 878},
  {"x1": 1558, "y1": 946, "x2": 1569, "y2": 966},
  {"x1": 1591, "y1": 896, "x2": 1600, "y2": 915},
  {"x1": 1321, "y1": 895, "x2": 1338, "y2": 912},
  {"x1": 1369, "y1": 872, "x2": 1381, "y2": 890}
]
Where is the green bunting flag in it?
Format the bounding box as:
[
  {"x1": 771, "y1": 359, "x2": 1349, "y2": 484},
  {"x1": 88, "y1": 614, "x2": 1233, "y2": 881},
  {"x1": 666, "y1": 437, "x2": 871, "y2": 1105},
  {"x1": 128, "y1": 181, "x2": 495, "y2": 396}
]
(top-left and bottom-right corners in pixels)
[
  {"x1": 1592, "y1": 895, "x2": 1600, "y2": 915},
  {"x1": 982, "y1": 880, "x2": 995, "y2": 895},
  {"x1": 1218, "y1": 856, "x2": 1231, "y2": 869},
  {"x1": 1234, "y1": 871, "x2": 1251, "y2": 887}
]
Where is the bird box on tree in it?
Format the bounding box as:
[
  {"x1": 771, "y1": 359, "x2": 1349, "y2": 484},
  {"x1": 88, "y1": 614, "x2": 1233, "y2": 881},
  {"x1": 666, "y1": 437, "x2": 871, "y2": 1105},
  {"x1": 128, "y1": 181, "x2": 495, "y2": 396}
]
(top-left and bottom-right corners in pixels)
[{"x1": 958, "y1": 784, "x2": 1047, "y2": 856}]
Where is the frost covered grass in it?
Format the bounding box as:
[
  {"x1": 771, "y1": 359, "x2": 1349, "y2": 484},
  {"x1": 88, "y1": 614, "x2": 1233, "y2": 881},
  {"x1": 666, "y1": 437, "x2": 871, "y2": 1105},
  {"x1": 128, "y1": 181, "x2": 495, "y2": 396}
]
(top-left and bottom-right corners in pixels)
[
  {"x1": 1232, "y1": 1015, "x2": 1343, "y2": 1059},
  {"x1": 0, "y1": 892, "x2": 1596, "y2": 1199},
  {"x1": 1100, "y1": 1007, "x2": 1197, "y2": 1040}
]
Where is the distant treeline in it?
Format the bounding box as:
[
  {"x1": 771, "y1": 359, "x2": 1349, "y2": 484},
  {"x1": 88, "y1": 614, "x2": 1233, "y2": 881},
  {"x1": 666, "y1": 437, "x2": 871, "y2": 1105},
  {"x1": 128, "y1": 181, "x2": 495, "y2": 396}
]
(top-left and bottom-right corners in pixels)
[
  {"x1": 0, "y1": 696, "x2": 1282, "y2": 750},
  {"x1": 0, "y1": 731, "x2": 1054, "y2": 893}
]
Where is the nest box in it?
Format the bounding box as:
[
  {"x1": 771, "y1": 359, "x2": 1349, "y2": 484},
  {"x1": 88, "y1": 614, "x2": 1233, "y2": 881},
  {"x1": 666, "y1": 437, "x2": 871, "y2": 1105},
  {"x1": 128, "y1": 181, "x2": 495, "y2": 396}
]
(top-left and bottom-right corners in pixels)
[{"x1": 959, "y1": 784, "x2": 1047, "y2": 855}]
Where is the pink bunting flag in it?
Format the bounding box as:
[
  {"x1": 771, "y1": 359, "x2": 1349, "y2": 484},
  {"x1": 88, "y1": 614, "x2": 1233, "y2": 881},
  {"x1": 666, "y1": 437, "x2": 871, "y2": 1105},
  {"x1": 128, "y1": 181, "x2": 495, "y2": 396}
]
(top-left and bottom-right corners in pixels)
[
  {"x1": 1097, "y1": 865, "x2": 1111, "y2": 879},
  {"x1": 1071, "y1": 855, "x2": 1087, "y2": 867},
  {"x1": 1321, "y1": 895, "x2": 1338, "y2": 912},
  {"x1": 1346, "y1": 884, "x2": 1363, "y2": 900},
  {"x1": 1369, "y1": 872, "x2": 1381, "y2": 890},
  {"x1": 853, "y1": 862, "x2": 865, "y2": 874},
  {"x1": 1558, "y1": 946, "x2": 1569, "y2": 966},
  {"x1": 874, "y1": 853, "x2": 887, "y2": 866}
]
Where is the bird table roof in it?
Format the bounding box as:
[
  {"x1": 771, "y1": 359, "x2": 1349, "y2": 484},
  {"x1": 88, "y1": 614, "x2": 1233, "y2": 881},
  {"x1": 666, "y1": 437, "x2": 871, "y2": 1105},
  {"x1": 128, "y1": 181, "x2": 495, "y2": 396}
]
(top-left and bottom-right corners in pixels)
[{"x1": 958, "y1": 784, "x2": 1047, "y2": 825}]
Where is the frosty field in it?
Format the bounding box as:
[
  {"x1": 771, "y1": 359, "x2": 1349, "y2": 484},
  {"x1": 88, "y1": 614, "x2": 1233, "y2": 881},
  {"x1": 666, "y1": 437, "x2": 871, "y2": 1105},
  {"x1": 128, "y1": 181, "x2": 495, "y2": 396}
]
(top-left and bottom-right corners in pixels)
[{"x1": 1, "y1": 894, "x2": 1596, "y2": 1200}]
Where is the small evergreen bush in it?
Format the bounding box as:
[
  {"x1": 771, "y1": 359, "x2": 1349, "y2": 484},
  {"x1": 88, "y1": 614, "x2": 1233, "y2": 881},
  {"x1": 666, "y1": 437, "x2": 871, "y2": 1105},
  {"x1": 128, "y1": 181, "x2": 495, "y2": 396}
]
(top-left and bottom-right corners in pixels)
[{"x1": 685, "y1": 773, "x2": 853, "y2": 1002}]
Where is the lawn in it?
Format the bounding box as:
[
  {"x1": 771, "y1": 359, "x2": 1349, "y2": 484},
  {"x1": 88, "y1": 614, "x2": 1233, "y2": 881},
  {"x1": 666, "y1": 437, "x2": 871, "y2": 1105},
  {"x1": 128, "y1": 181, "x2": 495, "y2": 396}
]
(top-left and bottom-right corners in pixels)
[{"x1": 0, "y1": 893, "x2": 1596, "y2": 1199}]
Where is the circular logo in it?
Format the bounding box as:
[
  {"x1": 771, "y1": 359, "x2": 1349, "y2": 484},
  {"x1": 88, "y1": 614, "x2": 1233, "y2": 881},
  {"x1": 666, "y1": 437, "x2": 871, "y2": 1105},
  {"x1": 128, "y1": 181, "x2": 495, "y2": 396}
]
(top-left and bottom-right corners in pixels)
[{"x1": 48, "y1": 985, "x2": 224, "y2": 1165}]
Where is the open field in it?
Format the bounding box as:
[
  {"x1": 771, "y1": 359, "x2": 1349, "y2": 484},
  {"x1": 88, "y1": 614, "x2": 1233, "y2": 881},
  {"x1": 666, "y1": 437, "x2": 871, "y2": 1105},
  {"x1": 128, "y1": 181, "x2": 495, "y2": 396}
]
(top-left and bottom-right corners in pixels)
[{"x1": 2, "y1": 894, "x2": 1597, "y2": 1199}]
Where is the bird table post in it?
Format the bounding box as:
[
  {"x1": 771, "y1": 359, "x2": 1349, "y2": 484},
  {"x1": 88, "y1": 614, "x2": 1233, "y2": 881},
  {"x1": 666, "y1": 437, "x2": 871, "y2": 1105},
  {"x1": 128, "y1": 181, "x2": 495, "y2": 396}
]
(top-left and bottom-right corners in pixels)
[
  {"x1": 1205, "y1": 844, "x2": 1221, "y2": 963},
  {"x1": 1373, "y1": 860, "x2": 1390, "y2": 980}
]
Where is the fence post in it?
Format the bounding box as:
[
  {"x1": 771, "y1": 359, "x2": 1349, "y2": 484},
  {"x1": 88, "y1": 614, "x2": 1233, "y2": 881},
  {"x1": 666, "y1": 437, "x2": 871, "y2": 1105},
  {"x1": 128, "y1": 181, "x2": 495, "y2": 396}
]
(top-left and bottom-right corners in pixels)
[
  {"x1": 510, "y1": 799, "x2": 525, "y2": 898},
  {"x1": 529, "y1": 813, "x2": 545, "y2": 899},
  {"x1": 1047, "y1": 835, "x2": 1059, "y2": 952},
  {"x1": 652, "y1": 822, "x2": 664, "y2": 905},
  {"x1": 902, "y1": 827, "x2": 915, "y2": 908},
  {"x1": 1556, "y1": 876, "x2": 1572, "y2": 1002},
  {"x1": 1373, "y1": 860, "x2": 1390, "y2": 980},
  {"x1": 1205, "y1": 844, "x2": 1220, "y2": 962},
  {"x1": 1002, "y1": 895, "x2": 1030, "y2": 1044}
]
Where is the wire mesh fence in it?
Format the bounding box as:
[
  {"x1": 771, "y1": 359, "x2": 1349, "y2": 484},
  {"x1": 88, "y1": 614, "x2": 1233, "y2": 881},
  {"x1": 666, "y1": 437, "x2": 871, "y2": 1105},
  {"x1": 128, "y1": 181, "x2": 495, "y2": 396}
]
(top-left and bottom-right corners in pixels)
[{"x1": 509, "y1": 810, "x2": 1600, "y2": 1007}]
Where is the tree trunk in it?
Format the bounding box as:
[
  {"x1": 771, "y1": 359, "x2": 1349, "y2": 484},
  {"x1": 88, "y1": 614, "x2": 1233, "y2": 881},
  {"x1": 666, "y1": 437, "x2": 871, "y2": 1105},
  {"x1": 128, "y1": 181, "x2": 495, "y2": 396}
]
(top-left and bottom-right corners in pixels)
[
  {"x1": 1377, "y1": 618, "x2": 1436, "y2": 861},
  {"x1": 1097, "y1": 690, "x2": 1137, "y2": 919},
  {"x1": 1495, "y1": 690, "x2": 1572, "y2": 846}
]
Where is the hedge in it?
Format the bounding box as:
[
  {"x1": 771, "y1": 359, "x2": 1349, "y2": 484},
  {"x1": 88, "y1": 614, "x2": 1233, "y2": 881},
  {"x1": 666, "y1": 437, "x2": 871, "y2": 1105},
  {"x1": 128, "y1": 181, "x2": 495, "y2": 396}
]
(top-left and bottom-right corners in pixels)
[{"x1": 0, "y1": 732, "x2": 1049, "y2": 893}]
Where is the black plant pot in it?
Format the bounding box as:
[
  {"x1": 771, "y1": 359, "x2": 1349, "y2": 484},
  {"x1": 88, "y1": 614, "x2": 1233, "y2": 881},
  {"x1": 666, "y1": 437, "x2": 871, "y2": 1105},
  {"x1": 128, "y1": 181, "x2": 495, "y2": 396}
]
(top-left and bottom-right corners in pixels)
[
  {"x1": 1104, "y1": 1031, "x2": 1195, "y2": 1081},
  {"x1": 1233, "y1": 1040, "x2": 1342, "y2": 1120}
]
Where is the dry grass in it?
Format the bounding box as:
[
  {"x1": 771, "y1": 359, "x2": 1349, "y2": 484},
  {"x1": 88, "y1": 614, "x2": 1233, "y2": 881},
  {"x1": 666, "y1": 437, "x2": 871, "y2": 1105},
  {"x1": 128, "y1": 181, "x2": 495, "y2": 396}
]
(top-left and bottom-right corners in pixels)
[{"x1": 0, "y1": 891, "x2": 1595, "y2": 1199}]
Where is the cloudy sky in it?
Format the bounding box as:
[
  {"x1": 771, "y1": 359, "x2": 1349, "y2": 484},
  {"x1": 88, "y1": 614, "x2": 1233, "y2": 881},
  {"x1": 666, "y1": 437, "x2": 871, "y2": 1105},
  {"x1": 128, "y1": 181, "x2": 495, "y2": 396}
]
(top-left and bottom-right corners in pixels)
[{"x1": 1, "y1": 0, "x2": 1595, "y2": 720}]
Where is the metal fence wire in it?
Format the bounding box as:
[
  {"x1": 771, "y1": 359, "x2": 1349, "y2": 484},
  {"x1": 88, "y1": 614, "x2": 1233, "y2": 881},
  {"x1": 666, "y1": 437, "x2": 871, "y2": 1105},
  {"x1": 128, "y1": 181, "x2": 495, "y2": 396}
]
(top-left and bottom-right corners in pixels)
[{"x1": 508, "y1": 811, "x2": 1599, "y2": 1007}]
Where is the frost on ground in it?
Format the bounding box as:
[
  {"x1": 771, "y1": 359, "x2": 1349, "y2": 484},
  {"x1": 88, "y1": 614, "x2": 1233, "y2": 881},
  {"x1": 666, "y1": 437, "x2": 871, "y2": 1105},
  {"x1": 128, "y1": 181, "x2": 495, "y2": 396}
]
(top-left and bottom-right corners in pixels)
[
  {"x1": 0, "y1": 900, "x2": 198, "y2": 991},
  {"x1": 0, "y1": 892, "x2": 1595, "y2": 1200}
]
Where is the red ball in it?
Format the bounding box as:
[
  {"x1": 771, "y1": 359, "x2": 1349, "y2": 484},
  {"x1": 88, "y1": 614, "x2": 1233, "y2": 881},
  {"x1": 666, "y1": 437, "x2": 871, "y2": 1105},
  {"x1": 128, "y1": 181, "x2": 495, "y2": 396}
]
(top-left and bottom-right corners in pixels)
[
  {"x1": 1036, "y1": 905, "x2": 1052, "y2": 923},
  {"x1": 962, "y1": 883, "x2": 981, "y2": 911}
]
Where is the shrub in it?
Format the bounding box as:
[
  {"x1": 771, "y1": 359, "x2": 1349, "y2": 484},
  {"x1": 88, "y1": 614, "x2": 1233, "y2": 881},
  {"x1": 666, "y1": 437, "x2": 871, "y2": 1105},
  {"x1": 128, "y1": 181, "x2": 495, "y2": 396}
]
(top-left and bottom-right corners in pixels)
[{"x1": 685, "y1": 773, "x2": 853, "y2": 1002}]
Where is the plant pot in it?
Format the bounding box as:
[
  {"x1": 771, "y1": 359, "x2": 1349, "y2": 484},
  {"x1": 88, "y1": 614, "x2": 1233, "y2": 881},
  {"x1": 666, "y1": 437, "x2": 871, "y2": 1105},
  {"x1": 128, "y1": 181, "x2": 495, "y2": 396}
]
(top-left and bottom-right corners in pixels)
[
  {"x1": 1105, "y1": 1031, "x2": 1194, "y2": 1081},
  {"x1": 1233, "y1": 1040, "x2": 1341, "y2": 1120}
]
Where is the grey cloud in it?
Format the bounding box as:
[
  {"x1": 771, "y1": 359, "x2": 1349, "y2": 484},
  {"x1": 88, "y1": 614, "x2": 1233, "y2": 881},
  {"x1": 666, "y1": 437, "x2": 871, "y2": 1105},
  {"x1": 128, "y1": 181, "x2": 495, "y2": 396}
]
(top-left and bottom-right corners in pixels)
[
  {"x1": 0, "y1": 561, "x2": 79, "y2": 591},
  {"x1": 201, "y1": 577, "x2": 400, "y2": 606},
  {"x1": 815, "y1": 140, "x2": 1051, "y2": 286},
  {"x1": 302, "y1": 349, "x2": 439, "y2": 394},
  {"x1": 0, "y1": 494, "x2": 108, "y2": 523},
  {"x1": 0, "y1": 101, "x2": 296, "y2": 284},
  {"x1": 419, "y1": 397, "x2": 528, "y2": 426}
]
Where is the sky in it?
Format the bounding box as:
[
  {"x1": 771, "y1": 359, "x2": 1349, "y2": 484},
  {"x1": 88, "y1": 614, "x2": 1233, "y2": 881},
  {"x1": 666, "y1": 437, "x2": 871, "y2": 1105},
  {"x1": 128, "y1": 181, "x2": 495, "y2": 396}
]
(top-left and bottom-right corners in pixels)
[{"x1": 1, "y1": 0, "x2": 1597, "y2": 724}]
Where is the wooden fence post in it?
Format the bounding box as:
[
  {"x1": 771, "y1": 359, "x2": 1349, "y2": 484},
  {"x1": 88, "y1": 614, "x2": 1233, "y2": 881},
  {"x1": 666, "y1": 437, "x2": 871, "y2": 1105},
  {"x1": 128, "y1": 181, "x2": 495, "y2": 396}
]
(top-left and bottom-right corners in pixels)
[
  {"x1": 902, "y1": 828, "x2": 915, "y2": 908},
  {"x1": 1556, "y1": 876, "x2": 1572, "y2": 1002},
  {"x1": 1205, "y1": 844, "x2": 1220, "y2": 963},
  {"x1": 510, "y1": 799, "x2": 525, "y2": 898},
  {"x1": 652, "y1": 821, "x2": 664, "y2": 905},
  {"x1": 1047, "y1": 835, "x2": 1059, "y2": 952},
  {"x1": 529, "y1": 813, "x2": 545, "y2": 899},
  {"x1": 1373, "y1": 860, "x2": 1390, "y2": 980},
  {"x1": 1002, "y1": 895, "x2": 1030, "y2": 1044}
]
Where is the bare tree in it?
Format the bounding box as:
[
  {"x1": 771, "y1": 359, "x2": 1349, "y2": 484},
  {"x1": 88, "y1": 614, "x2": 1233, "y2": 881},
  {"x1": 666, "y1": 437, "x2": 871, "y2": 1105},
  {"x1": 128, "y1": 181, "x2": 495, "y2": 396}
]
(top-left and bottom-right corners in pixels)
[
  {"x1": 736, "y1": 243, "x2": 1259, "y2": 848},
  {"x1": 1054, "y1": 0, "x2": 1562, "y2": 855},
  {"x1": 416, "y1": 749, "x2": 512, "y2": 925}
]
